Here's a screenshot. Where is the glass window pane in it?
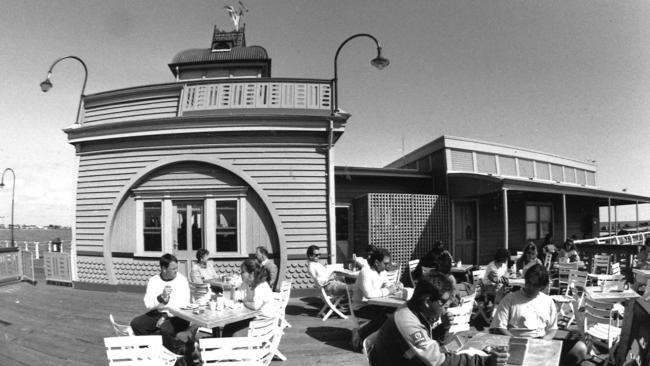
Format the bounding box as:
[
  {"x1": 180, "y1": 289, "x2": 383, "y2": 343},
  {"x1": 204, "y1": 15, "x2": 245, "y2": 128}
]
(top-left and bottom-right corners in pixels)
[
  {"x1": 540, "y1": 223, "x2": 551, "y2": 238},
  {"x1": 526, "y1": 206, "x2": 537, "y2": 221},
  {"x1": 526, "y1": 223, "x2": 538, "y2": 239},
  {"x1": 216, "y1": 200, "x2": 238, "y2": 252},
  {"x1": 335, "y1": 207, "x2": 349, "y2": 241},
  {"x1": 176, "y1": 205, "x2": 188, "y2": 251},
  {"x1": 144, "y1": 202, "x2": 162, "y2": 252},
  {"x1": 539, "y1": 206, "x2": 551, "y2": 221},
  {"x1": 191, "y1": 206, "x2": 203, "y2": 251}
]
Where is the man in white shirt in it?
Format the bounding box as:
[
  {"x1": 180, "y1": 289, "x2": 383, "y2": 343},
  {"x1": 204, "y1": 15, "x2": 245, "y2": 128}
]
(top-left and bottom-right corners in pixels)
[
  {"x1": 490, "y1": 264, "x2": 587, "y2": 365},
  {"x1": 130, "y1": 254, "x2": 193, "y2": 356},
  {"x1": 351, "y1": 247, "x2": 402, "y2": 351},
  {"x1": 306, "y1": 245, "x2": 347, "y2": 297}
]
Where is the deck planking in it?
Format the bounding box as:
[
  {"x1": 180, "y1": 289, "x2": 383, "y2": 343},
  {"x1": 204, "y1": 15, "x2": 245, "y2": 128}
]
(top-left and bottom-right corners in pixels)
[{"x1": 0, "y1": 282, "x2": 364, "y2": 366}]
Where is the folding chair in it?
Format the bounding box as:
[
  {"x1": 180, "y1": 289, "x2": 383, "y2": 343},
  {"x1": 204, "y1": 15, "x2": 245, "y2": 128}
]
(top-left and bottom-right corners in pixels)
[
  {"x1": 190, "y1": 282, "x2": 212, "y2": 305},
  {"x1": 408, "y1": 259, "x2": 420, "y2": 286},
  {"x1": 199, "y1": 332, "x2": 274, "y2": 366},
  {"x1": 550, "y1": 262, "x2": 578, "y2": 295},
  {"x1": 544, "y1": 252, "x2": 553, "y2": 271},
  {"x1": 447, "y1": 293, "x2": 475, "y2": 334},
  {"x1": 610, "y1": 262, "x2": 621, "y2": 276},
  {"x1": 104, "y1": 335, "x2": 181, "y2": 366},
  {"x1": 108, "y1": 314, "x2": 134, "y2": 336},
  {"x1": 582, "y1": 298, "x2": 624, "y2": 363},
  {"x1": 362, "y1": 330, "x2": 380, "y2": 366},
  {"x1": 316, "y1": 286, "x2": 348, "y2": 321},
  {"x1": 592, "y1": 254, "x2": 610, "y2": 275},
  {"x1": 248, "y1": 316, "x2": 284, "y2": 362},
  {"x1": 385, "y1": 264, "x2": 402, "y2": 286},
  {"x1": 274, "y1": 280, "x2": 292, "y2": 329},
  {"x1": 550, "y1": 270, "x2": 587, "y2": 329}
]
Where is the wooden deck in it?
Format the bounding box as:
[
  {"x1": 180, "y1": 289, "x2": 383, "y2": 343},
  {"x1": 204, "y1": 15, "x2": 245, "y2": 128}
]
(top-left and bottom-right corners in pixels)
[{"x1": 0, "y1": 282, "x2": 364, "y2": 366}]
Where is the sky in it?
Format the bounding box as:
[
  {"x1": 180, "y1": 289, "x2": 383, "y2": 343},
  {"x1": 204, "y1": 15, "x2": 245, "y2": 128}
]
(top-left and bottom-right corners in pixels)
[{"x1": 1, "y1": 0, "x2": 650, "y2": 226}]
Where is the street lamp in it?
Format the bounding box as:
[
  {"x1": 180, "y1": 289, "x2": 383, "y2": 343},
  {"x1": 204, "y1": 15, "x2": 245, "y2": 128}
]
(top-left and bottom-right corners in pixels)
[
  {"x1": 332, "y1": 33, "x2": 389, "y2": 115},
  {"x1": 0, "y1": 168, "x2": 15, "y2": 247},
  {"x1": 40, "y1": 55, "x2": 88, "y2": 124}
]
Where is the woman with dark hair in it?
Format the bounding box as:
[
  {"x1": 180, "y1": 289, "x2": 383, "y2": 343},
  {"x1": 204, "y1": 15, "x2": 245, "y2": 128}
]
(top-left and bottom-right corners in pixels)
[
  {"x1": 558, "y1": 240, "x2": 580, "y2": 263},
  {"x1": 223, "y1": 259, "x2": 275, "y2": 337},
  {"x1": 516, "y1": 242, "x2": 543, "y2": 276},
  {"x1": 190, "y1": 248, "x2": 220, "y2": 286}
]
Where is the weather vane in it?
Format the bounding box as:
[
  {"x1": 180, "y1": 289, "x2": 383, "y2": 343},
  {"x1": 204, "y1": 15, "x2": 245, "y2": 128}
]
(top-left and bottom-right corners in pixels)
[{"x1": 224, "y1": 1, "x2": 248, "y2": 31}]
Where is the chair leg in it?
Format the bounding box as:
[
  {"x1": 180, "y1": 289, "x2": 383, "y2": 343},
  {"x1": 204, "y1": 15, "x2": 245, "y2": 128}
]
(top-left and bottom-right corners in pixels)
[{"x1": 274, "y1": 349, "x2": 288, "y2": 361}]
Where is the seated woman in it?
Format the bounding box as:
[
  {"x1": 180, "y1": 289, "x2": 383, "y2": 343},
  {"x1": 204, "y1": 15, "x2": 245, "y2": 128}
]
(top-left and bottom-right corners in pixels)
[
  {"x1": 483, "y1": 248, "x2": 510, "y2": 307},
  {"x1": 222, "y1": 259, "x2": 275, "y2": 337},
  {"x1": 558, "y1": 239, "x2": 580, "y2": 263},
  {"x1": 516, "y1": 242, "x2": 543, "y2": 276},
  {"x1": 636, "y1": 237, "x2": 650, "y2": 269},
  {"x1": 190, "y1": 249, "x2": 222, "y2": 295}
]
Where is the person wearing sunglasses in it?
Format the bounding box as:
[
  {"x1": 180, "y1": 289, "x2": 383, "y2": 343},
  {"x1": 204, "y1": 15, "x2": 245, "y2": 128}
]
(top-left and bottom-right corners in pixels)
[
  {"x1": 369, "y1": 271, "x2": 508, "y2": 366},
  {"x1": 306, "y1": 245, "x2": 347, "y2": 297}
]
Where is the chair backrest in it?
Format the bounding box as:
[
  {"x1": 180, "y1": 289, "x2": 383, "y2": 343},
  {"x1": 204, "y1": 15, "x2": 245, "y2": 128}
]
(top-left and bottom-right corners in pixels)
[
  {"x1": 566, "y1": 270, "x2": 588, "y2": 291},
  {"x1": 582, "y1": 298, "x2": 623, "y2": 349},
  {"x1": 105, "y1": 335, "x2": 178, "y2": 366},
  {"x1": 274, "y1": 280, "x2": 291, "y2": 312},
  {"x1": 447, "y1": 293, "x2": 475, "y2": 334},
  {"x1": 610, "y1": 262, "x2": 621, "y2": 275},
  {"x1": 190, "y1": 282, "x2": 212, "y2": 305},
  {"x1": 471, "y1": 270, "x2": 485, "y2": 288},
  {"x1": 385, "y1": 264, "x2": 401, "y2": 286},
  {"x1": 363, "y1": 330, "x2": 380, "y2": 365},
  {"x1": 408, "y1": 259, "x2": 420, "y2": 286},
  {"x1": 109, "y1": 314, "x2": 134, "y2": 336},
  {"x1": 544, "y1": 252, "x2": 553, "y2": 270},
  {"x1": 592, "y1": 254, "x2": 610, "y2": 274},
  {"x1": 199, "y1": 336, "x2": 270, "y2": 366}
]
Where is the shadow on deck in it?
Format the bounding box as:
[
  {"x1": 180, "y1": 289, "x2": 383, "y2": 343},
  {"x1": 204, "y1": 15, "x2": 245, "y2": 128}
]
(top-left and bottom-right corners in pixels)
[{"x1": 0, "y1": 282, "x2": 364, "y2": 366}]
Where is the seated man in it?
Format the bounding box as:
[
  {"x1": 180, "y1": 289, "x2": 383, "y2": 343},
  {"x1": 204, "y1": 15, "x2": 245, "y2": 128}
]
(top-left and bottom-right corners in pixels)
[
  {"x1": 490, "y1": 264, "x2": 587, "y2": 366},
  {"x1": 306, "y1": 245, "x2": 347, "y2": 297},
  {"x1": 370, "y1": 271, "x2": 507, "y2": 366},
  {"x1": 130, "y1": 253, "x2": 195, "y2": 359},
  {"x1": 255, "y1": 246, "x2": 278, "y2": 290},
  {"x1": 351, "y1": 247, "x2": 403, "y2": 350}
]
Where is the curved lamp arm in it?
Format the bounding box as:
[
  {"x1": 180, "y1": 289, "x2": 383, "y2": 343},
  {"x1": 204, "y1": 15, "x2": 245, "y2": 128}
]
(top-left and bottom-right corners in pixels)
[
  {"x1": 0, "y1": 168, "x2": 16, "y2": 247},
  {"x1": 40, "y1": 56, "x2": 88, "y2": 125},
  {"x1": 332, "y1": 33, "x2": 389, "y2": 115}
]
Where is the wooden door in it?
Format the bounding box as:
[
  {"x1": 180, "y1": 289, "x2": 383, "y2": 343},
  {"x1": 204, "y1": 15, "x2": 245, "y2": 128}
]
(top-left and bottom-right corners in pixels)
[
  {"x1": 173, "y1": 201, "x2": 204, "y2": 278},
  {"x1": 454, "y1": 201, "x2": 477, "y2": 264}
]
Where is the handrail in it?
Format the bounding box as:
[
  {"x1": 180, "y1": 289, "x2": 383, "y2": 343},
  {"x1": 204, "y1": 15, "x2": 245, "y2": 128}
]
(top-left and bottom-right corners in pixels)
[{"x1": 574, "y1": 231, "x2": 649, "y2": 246}]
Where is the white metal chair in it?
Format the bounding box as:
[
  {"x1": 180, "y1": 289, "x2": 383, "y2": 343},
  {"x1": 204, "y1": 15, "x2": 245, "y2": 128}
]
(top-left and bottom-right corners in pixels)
[
  {"x1": 109, "y1": 314, "x2": 134, "y2": 336},
  {"x1": 104, "y1": 335, "x2": 181, "y2": 366},
  {"x1": 362, "y1": 330, "x2": 379, "y2": 366},
  {"x1": 199, "y1": 333, "x2": 273, "y2": 366},
  {"x1": 447, "y1": 293, "x2": 475, "y2": 334},
  {"x1": 384, "y1": 264, "x2": 402, "y2": 286},
  {"x1": 274, "y1": 280, "x2": 292, "y2": 329},
  {"x1": 544, "y1": 252, "x2": 553, "y2": 271},
  {"x1": 610, "y1": 262, "x2": 621, "y2": 276},
  {"x1": 316, "y1": 287, "x2": 348, "y2": 321},
  {"x1": 550, "y1": 262, "x2": 578, "y2": 294},
  {"x1": 582, "y1": 298, "x2": 624, "y2": 354},
  {"x1": 550, "y1": 270, "x2": 588, "y2": 328},
  {"x1": 248, "y1": 316, "x2": 284, "y2": 363},
  {"x1": 408, "y1": 259, "x2": 420, "y2": 286},
  {"x1": 190, "y1": 282, "x2": 212, "y2": 305},
  {"x1": 592, "y1": 254, "x2": 610, "y2": 275}
]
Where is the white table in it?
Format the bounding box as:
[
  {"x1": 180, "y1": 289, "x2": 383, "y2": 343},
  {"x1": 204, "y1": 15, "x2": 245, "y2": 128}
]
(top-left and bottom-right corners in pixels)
[
  {"x1": 169, "y1": 304, "x2": 260, "y2": 336},
  {"x1": 632, "y1": 269, "x2": 650, "y2": 291},
  {"x1": 457, "y1": 332, "x2": 562, "y2": 366},
  {"x1": 584, "y1": 286, "x2": 640, "y2": 302},
  {"x1": 366, "y1": 287, "x2": 413, "y2": 308}
]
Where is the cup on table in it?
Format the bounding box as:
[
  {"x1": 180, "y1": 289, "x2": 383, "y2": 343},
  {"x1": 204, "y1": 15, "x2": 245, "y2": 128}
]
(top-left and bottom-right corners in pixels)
[
  {"x1": 216, "y1": 294, "x2": 224, "y2": 311},
  {"x1": 208, "y1": 299, "x2": 216, "y2": 311}
]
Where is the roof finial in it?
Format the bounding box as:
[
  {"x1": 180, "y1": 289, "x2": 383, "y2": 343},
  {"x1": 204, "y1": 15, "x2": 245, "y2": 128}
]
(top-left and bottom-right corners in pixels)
[{"x1": 224, "y1": 1, "x2": 248, "y2": 31}]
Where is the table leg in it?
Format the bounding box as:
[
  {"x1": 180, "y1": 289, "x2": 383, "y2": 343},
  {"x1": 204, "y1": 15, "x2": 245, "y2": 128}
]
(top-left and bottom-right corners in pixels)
[{"x1": 212, "y1": 326, "x2": 222, "y2": 337}]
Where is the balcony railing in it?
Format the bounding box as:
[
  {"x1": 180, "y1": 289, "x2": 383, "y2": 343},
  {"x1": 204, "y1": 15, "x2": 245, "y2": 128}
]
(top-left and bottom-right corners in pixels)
[
  {"x1": 180, "y1": 79, "x2": 332, "y2": 113},
  {"x1": 81, "y1": 79, "x2": 332, "y2": 125}
]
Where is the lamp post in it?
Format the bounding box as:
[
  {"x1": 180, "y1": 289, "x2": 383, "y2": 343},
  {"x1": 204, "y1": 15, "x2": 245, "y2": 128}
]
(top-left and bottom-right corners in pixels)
[
  {"x1": 331, "y1": 33, "x2": 390, "y2": 115},
  {"x1": 40, "y1": 55, "x2": 88, "y2": 124},
  {"x1": 0, "y1": 168, "x2": 15, "y2": 247}
]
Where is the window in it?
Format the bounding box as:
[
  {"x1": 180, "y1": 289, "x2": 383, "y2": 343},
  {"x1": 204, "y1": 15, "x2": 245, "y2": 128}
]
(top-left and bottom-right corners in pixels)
[
  {"x1": 143, "y1": 202, "x2": 162, "y2": 252},
  {"x1": 134, "y1": 188, "x2": 246, "y2": 257},
  {"x1": 216, "y1": 200, "x2": 238, "y2": 253},
  {"x1": 526, "y1": 204, "x2": 552, "y2": 240}
]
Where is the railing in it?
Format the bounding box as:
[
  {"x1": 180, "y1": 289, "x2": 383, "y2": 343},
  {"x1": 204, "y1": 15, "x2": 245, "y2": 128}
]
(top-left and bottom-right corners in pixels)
[
  {"x1": 0, "y1": 240, "x2": 72, "y2": 259},
  {"x1": 180, "y1": 79, "x2": 332, "y2": 113},
  {"x1": 81, "y1": 79, "x2": 333, "y2": 126},
  {"x1": 574, "y1": 232, "x2": 649, "y2": 246}
]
